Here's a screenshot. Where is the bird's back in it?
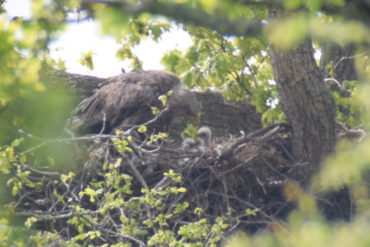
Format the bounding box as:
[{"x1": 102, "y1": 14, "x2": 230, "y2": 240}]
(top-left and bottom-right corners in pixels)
[{"x1": 70, "y1": 71, "x2": 185, "y2": 134}]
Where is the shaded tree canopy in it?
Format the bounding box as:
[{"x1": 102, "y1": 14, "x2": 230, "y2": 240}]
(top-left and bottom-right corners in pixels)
[{"x1": 0, "y1": 0, "x2": 369, "y2": 246}]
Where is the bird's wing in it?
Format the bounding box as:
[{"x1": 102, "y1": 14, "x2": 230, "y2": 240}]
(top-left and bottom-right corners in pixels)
[{"x1": 74, "y1": 71, "x2": 178, "y2": 131}]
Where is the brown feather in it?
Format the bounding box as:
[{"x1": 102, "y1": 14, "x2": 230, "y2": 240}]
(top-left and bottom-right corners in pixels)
[{"x1": 71, "y1": 70, "x2": 199, "y2": 134}]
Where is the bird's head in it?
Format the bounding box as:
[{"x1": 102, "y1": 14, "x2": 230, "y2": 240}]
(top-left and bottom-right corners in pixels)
[
  {"x1": 169, "y1": 83, "x2": 200, "y2": 126},
  {"x1": 197, "y1": 126, "x2": 212, "y2": 148},
  {"x1": 182, "y1": 137, "x2": 197, "y2": 150}
]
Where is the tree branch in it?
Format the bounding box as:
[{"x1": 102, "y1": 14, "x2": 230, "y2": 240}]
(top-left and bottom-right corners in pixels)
[{"x1": 81, "y1": 0, "x2": 264, "y2": 36}]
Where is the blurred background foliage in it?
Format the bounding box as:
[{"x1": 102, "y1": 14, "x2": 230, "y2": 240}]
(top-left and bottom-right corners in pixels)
[{"x1": 0, "y1": 0, "x2": 369, "y2": 246}]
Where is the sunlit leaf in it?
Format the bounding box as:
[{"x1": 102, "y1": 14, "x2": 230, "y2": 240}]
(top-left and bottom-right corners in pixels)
[
  {"x1": 266, "y1": 14, "x2": 309, "y2": 49},
  {"x1": 78, "y1": 50, "x2": 94, "y2": 70}
]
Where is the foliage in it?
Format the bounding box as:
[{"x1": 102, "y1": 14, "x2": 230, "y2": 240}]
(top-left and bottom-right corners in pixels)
[
  {"x1": 79, "y1": 49, "x2": 95, "y2": 70},
  {"x1": 0, "y1": 0, "x2": 369, "y2": 246},
  {"x1": 1, "y1": 132, "x2": 233, "y2": 246}
]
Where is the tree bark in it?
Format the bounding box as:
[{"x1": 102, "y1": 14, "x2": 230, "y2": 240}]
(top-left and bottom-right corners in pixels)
[
  {"x1": 50, "y1": 70, "x2": 106, "y2": 99},
  {"x1": 268, "y1": 10, "x2": 337, "y2": 182}
]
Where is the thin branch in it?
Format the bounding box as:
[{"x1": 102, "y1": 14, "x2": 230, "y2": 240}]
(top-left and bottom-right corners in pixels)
[
  {"x1": 23, "y1": 164, "x2": 61, "y2": 177},
  {"x1": 333, "y1": 51, "x2": 370, "y2": 71},
  {"x1": 82, "y1": 0, "x2": 263, "y2": 36}
]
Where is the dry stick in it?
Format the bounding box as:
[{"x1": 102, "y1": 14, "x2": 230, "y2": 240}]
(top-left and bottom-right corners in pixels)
[
  {"x1": 22, "y1": 163, "x2": 61, "y2": 177},
  {"x1": 21, "y1": 105, "x2": 170, "y2": 161},
  {"x1": 14, "y1": 193, "x2": 29, "y2": 208},
  {"x1": 128, "y1": 138, "x2": 161, "y2": 154},
  {"x1": 254, "y1": 174, "x2": 267, "y2": 195},
  {"x1": 221, "y1": 173, "x2": 231, "y2": 209},
  {"x1": 83, "y1": 216, "x2": 147, "y2": 247},
  {"x1": 17, "y1": 209, "x2": 96, "y2": 220},
  {"x1": 154, "y1": 176, "x2": 172, "y2": 190},
  {"x1": 219, "y1": 126, "x2": 281, "y2": 161},
  {"x1": 222, "y1": 154, "x2": 258, "y2": 175},
  {"x1": 259, "y1": 156, "x2": 291, "y2": 180},
  {"x1": 21, "y1": 142, "x2": 47, "y2": 155},
  {"x1": 276, "y1": 141, "x2": 295, "y2": 162},
  {"x1": 123, "y1": 155, "x2": 149, "y2": 191},
  {"x1": 165, "y1": 193, "x2": 185, "y2": 215},
  {"x1": 208, "y1": 191, "x2": 284, "y2": 227},
  {"x1": 116, "y1": 106, "x2": 171, "y2": 134},
  {"x1": 121, "y1": 155, "x2": 155, "y2": 233}
]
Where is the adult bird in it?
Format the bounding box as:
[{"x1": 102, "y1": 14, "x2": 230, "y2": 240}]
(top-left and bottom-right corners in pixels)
[{"x1": 70, "y1": 70, "x2": 200, "y2": 135}]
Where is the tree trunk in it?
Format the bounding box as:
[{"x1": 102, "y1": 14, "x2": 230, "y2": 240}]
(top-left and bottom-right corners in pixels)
[
  {"x1": 268, "y1": 10, "x2": 337, "y2": 183},
  {"x1": 49, "y1": 70, "x2": 106, "y2": 99}
]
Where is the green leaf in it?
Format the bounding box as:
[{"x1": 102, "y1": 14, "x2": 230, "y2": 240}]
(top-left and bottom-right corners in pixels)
[
  {"x1": 78, "y1": 50, "x2": 94, "y2": 70},
  {"x1": 138, "y1": 125, "x2": 147, "y2": 133},
  {"x1": 158, "y1": 94, "x2": 168, "y2": 106}
]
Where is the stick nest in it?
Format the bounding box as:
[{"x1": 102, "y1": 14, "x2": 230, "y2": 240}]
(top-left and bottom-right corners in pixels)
[{"x1": 11, "y1": 124, "x2": 308, "y2": 245}]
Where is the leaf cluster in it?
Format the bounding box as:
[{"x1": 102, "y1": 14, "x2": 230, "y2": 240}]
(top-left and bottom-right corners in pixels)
[
  {"x1": 1, "y1": 133, "x2": 232, "y2": 246},
  {"x1": 1, "y1": 0, "x2": 370, "y2": 246}
]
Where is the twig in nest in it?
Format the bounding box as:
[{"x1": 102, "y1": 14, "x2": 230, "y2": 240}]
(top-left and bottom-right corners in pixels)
[
  {"x1": 254, "y1": 174, "x2": 267, "y2": 195},
  {"x1": 23, "y1": 163, "x2": 61, "y2": 177},
  {"x1": 121, "y1": 154, "x2": 154, "y2": 225},
  {"x1": 222, "y1": 154, "x2": 258, "y2": 175},
  {"x1": 218, "y1": 125, "x2": 282, "y2": 161},
  {"x1": 122, "y1": 155, "x2": 149, "y2": 191},
  {"x1": 259, "y1": 156, "x2": 291, "y2": 180}
]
